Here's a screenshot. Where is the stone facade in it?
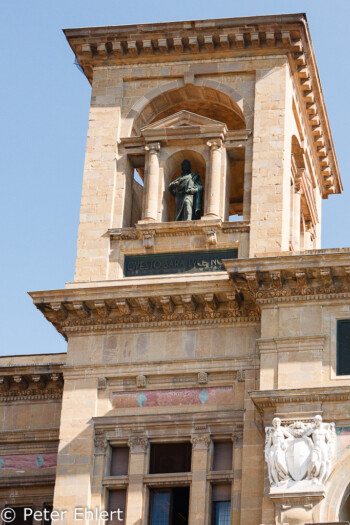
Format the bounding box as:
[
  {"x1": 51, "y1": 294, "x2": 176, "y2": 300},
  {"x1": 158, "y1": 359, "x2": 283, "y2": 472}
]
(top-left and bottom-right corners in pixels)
[{"x1": 1, "y1": 13, "x2": 349, "y2": 525}]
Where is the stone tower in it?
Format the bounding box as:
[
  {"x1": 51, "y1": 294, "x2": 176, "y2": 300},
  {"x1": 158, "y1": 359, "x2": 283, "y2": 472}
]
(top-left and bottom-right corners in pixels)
[{"x1": 26, "y1": 13, "x2": 350, "y2": 525}]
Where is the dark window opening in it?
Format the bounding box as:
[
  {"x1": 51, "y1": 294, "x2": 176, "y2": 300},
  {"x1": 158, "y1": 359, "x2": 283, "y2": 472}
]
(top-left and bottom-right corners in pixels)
[
  {"x1": 337, "y1": 320, "x2": 350, "y2": 375},
  {"x1": 211, "y1": 485, "x2": 231, "y2": 525},
  {"x1": 212, "y1": 442, "x2": 233, "y2": 471},
  {"x1": 43, "y1": 505, "x2": 53, "y2": 525},
  {"x1": 108, "y1": 489, "x2": 126, "y2": 525},
  {"x1": 10, "y1": 507, "x2": 33, "y2": 525},
  {"x1": 149, "y1": 487, "x2": 189, "y2": 525},
  {"x1": 110, "y1": 447, "x2": 129, "y2": 476},
  {"x1": 150, "y1": 443, "x2": 192, "y2": 474}
]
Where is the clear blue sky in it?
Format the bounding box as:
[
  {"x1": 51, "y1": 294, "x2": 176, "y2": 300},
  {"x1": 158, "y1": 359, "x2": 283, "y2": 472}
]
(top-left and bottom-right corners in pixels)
[{"x1": 1, "y1": 0, "x2": 349, "y2": 356}]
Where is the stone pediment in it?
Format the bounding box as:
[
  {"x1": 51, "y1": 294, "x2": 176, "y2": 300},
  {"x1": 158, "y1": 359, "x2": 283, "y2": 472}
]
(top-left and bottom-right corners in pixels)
[
  {"x1": 141, "y1": 110, "x2": 226, "y2": 130},
  {"x1": 140, "y1": 110, "x2": 227, "y2": 141}
]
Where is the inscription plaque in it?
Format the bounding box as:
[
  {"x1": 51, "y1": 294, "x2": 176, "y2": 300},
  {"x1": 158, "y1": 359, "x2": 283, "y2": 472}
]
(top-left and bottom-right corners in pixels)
[{"x1": 124, "y1": 249, "x2": 238, "y2": 277}]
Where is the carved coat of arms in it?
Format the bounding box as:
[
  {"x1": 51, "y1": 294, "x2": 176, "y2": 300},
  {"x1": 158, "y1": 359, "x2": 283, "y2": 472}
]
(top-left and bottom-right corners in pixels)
[{"x1": 265, "y1": 416, "x2": 335, "y2": 489}]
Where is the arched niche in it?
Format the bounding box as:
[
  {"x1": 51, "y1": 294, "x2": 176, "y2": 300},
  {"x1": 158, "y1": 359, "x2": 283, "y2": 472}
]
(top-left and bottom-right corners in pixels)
[
  {"x1": 162, "y1": 149, "x2": 207, "y2": 222},
  {"x1": 317, "y1": 447, "x2": 350, "y2": 523},
  {"x1": 131, "y1": 84, "x2": 246, "y2": 136}
]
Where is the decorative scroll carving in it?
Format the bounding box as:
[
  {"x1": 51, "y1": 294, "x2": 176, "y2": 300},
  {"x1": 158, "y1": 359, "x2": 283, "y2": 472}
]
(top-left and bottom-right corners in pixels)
[
  {"x1": 265, "y1": 416, "x2": 335, "y2": 489},
  {"x1": 128, "y1": 436, "x2": 148, "y2": 453},
  {"x1": 191, "y1": 433, "x2": 211, "y2": 449}
]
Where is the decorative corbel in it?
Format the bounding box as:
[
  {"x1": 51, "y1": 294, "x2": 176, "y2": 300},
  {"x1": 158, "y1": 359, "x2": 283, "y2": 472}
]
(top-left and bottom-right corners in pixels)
[
  {"x1": 205, "y1": 230, "x2": 217, "y2": 246},
  {"x1": 142, "y1": 230, "x2": 155, "y2": 250}
]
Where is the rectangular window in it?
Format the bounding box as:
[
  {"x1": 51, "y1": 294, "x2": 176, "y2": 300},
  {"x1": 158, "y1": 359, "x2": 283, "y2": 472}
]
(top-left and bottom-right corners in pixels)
[
  {"x1": 337, "y1": 320, "x2": 350, "y2": 375},
  {"x1": 149, "y1": 487, "x2": 189, "y2": 525},
  {"x1": 212, "y1": 442, "x2": 233, "y2": 471},
  {"x1": 214, "y1": 502, "x2": 231, "y2": 525},
  {"x1": 211, "y1": 484, "x2": 231, "y2": 525},
  {"x1": 149, "y1": 443, "x2": 191, "y2": 474},
  {"x1": 108, "y1": 489, "x2": 126, "y2": 524},
  {"x1": 110, "y1": 446, "x2": 129, "y2": 476}
]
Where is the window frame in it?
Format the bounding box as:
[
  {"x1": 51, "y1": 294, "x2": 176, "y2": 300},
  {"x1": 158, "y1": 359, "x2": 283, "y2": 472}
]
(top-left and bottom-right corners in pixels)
[{"x1": 337, "y1": 319, "x2": 350, "y2": 376}]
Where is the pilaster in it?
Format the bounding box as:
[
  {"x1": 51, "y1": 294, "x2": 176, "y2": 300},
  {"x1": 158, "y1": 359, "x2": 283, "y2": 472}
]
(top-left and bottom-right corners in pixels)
[
  {"x1": 189, "y1": 433, "x2": 211, "y2": 525},
  {"x1": 125, "y1": 437, "x2": 148, "y2": 525},
  {"x1": 249, "y1": 59, "x2": 293, "y2": 256}
]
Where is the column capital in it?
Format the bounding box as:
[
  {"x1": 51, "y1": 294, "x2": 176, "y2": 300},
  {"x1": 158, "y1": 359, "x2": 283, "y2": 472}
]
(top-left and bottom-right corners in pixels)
[
  {"x1": 145, "y1": 142, "x2": 161, "y2": 153},
  {"x1": 128, "y1": 436, "x2": 149, "y2": 453},
  {"x1": 94, "y1": 430, "x2": 107, "y2": 455},
  {"x1": 191, "y1": 432, "x2": 211, "y2": 449},
  {"x1": 207, "y1": 139, "x2": 222, "y2": 151},
  {"x1": 232, "y1": 428, "x2": 243, "y2": 446}
]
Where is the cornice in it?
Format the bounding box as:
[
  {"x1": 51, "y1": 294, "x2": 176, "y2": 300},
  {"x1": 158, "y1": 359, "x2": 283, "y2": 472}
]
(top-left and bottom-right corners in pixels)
[
  {"x1": 64, "y1": 14, "x2": 341, "y2": 196},
  {"x1": 0, "y1": 474, "x2": 55, "y2": 488},
  {"x1": 250, "y1": 386, "x2": 350, "y2": 417},
  {"x1": 0, "y1": 373, "x2": 63, "y2": 402},
  {"x1": 93, "y1": 408, "x2": 245, "y2": 437},
  {"x1": 0, "y1": 428, "x2": 60, "y2": 444},
  {"x1": 109, "y1": 219, "x2": 250, "y2": 241},
  {"x1": 225, "y1": 251, "x2": 350, "y2": 305},
  {"x1": 29, "y1": 280, "x2": 260, "y2": 339}
]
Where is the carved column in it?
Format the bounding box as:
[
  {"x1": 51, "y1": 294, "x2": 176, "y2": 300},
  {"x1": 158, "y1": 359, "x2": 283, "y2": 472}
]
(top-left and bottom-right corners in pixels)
[
  {"x1": 126, "y1": 437, "x2": 148, "y2": 525},
  {"x1": 143, "y1": 142, "x2": 160, "y2": 221},
  {"x1": 189, "y1": 433, "x2": 211, "y2": 525},
  {"x1": 205, "y1": 140, "x2": 222, "y2": 218}
]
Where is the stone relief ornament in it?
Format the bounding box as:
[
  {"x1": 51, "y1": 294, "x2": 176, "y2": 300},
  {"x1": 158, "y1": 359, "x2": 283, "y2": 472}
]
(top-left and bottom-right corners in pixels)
[{"x1": 265, "y1": 416, "x2": 335, "y2": 491}]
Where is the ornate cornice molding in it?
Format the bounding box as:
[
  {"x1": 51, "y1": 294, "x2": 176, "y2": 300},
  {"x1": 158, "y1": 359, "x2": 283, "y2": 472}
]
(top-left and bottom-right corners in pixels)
[
  {"x1": 0, "y1": 373, "x2": 63, "y2": 402},
  {"x1": 225, "y1": 252, "x2": 350, "y2": 305},
  {"x1": 30, "y1": 284, "x2": 260, "y2": 339}
]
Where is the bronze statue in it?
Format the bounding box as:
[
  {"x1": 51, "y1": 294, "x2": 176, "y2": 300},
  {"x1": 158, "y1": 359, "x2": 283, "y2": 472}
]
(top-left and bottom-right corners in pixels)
[{"x1": 169, "y1": 160, "x2": 203, "y2": 221}]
